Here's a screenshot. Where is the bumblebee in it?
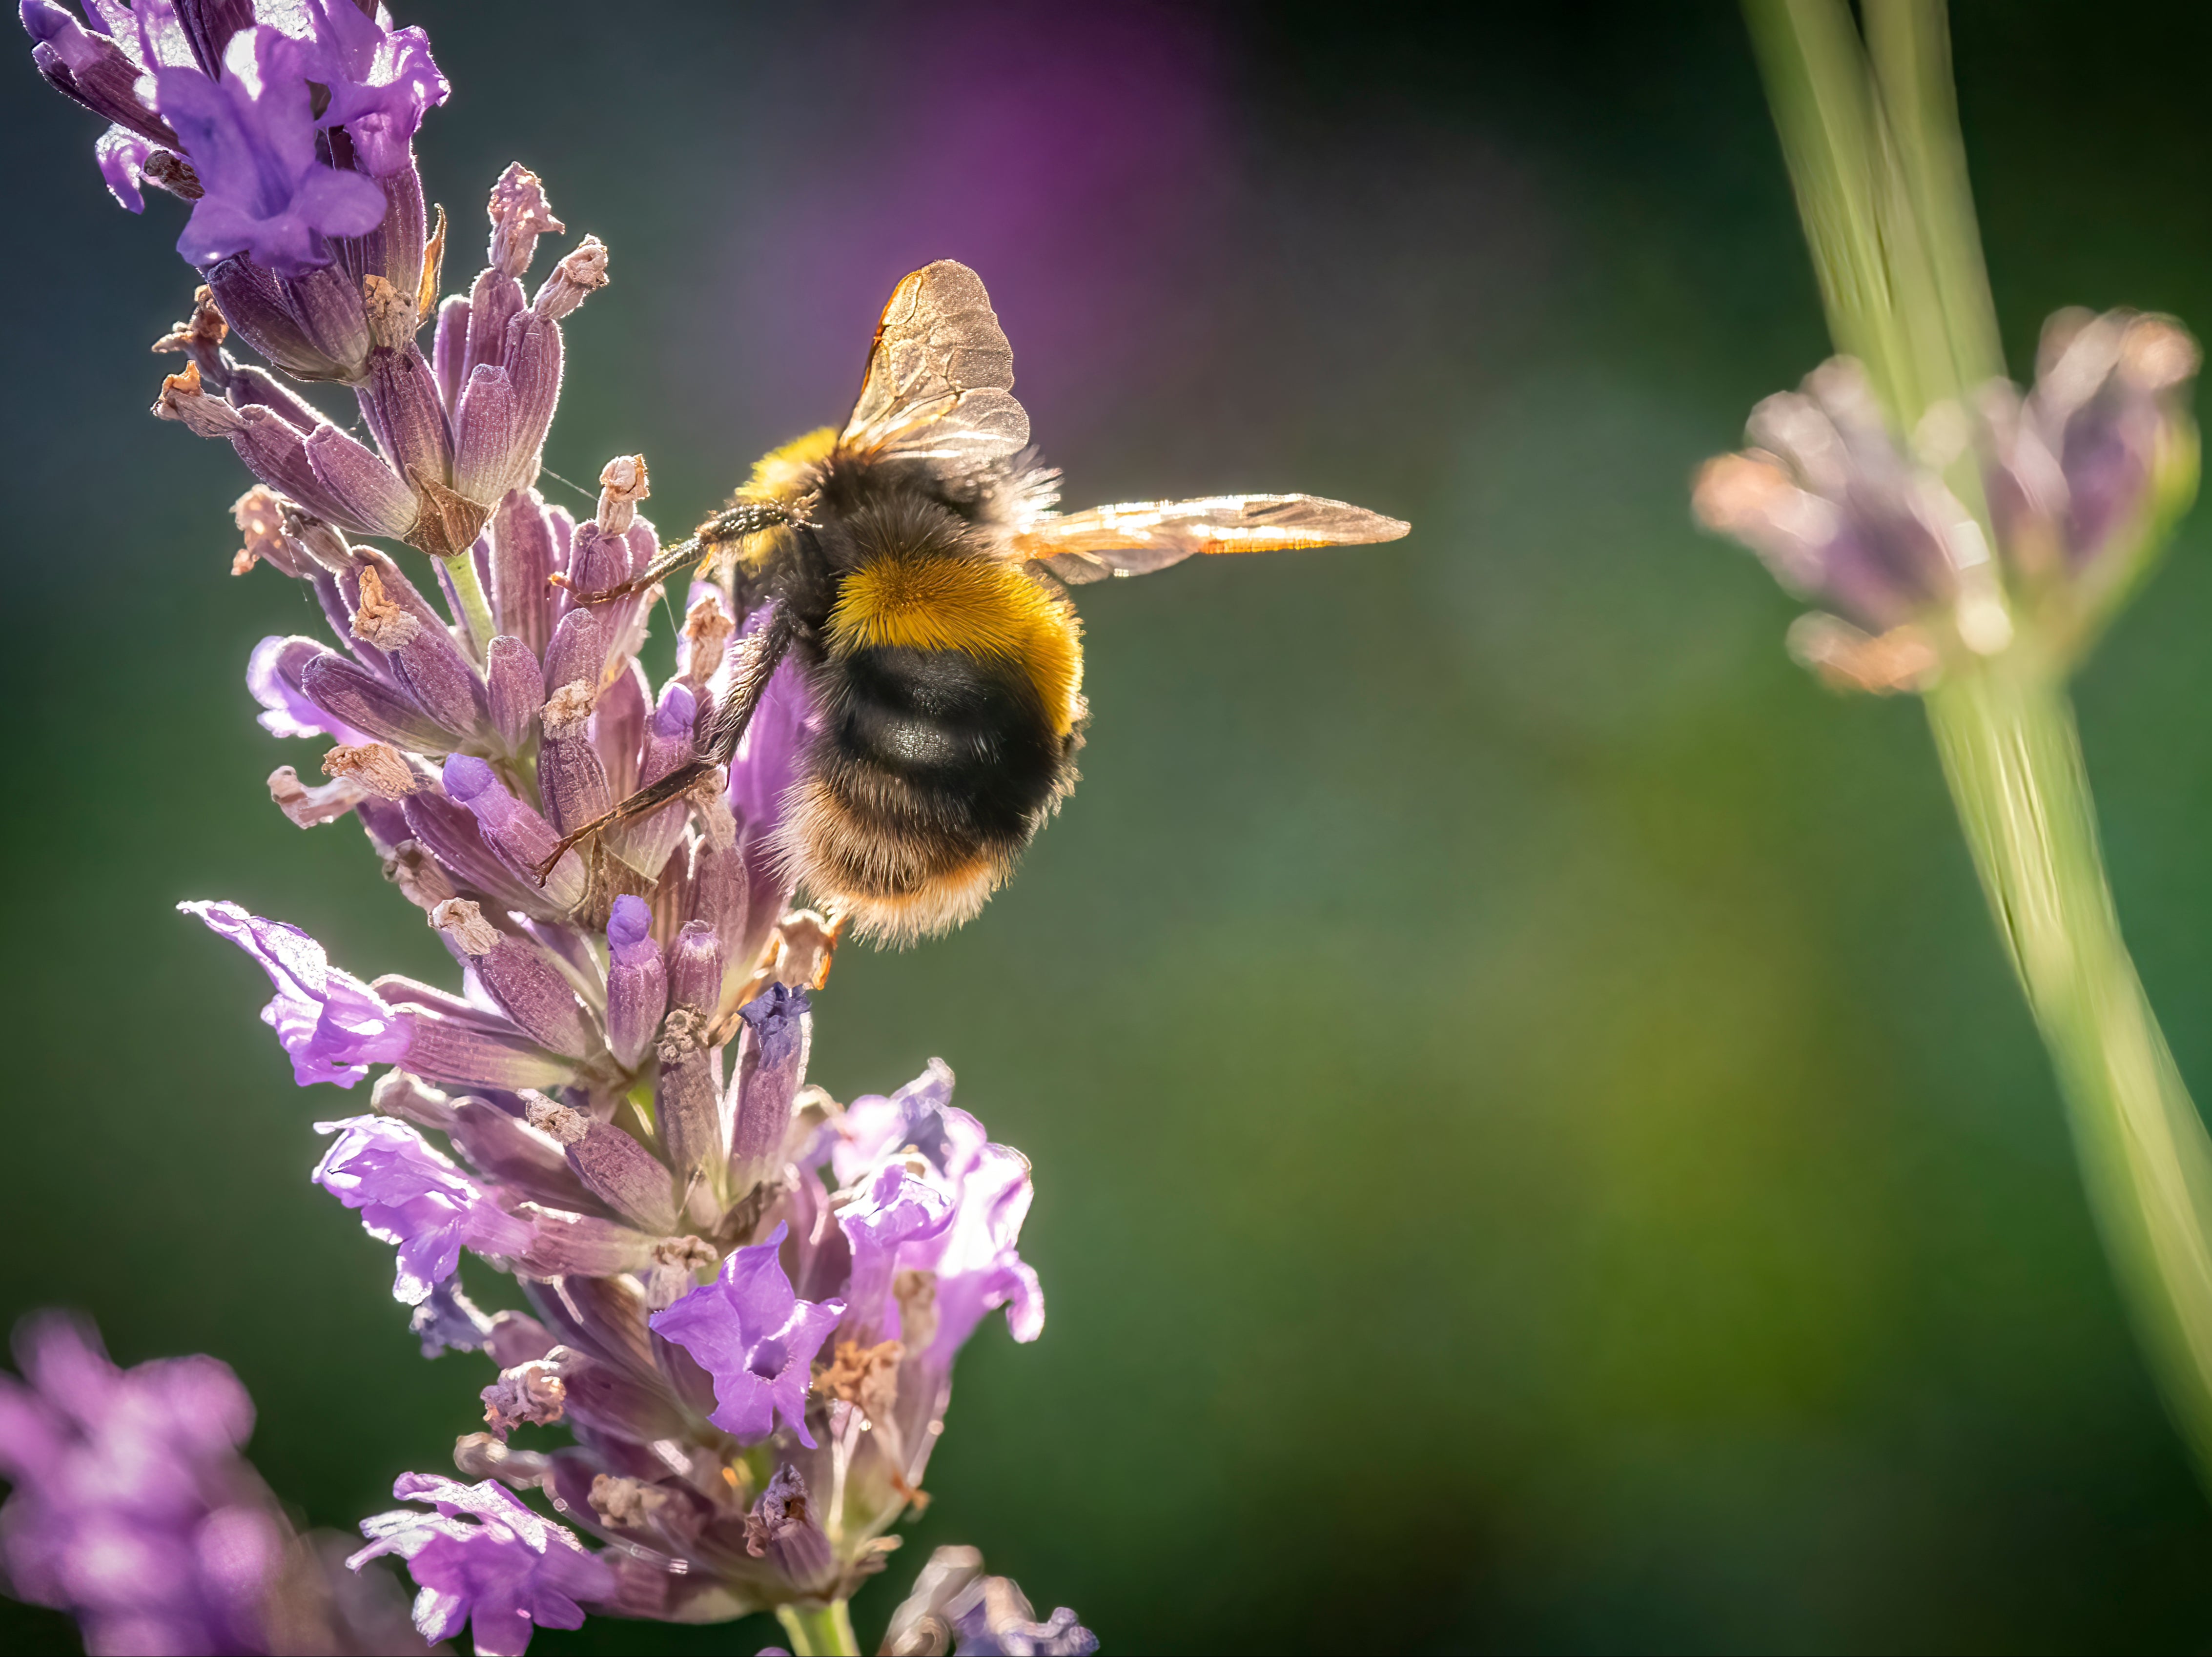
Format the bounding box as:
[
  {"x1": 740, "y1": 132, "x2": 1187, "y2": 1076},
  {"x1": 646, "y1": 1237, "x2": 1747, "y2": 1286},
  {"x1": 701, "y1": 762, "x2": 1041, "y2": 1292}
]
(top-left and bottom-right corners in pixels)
[{"x1": 546, "y1": 260, "x2": 1408, "y2": 941}]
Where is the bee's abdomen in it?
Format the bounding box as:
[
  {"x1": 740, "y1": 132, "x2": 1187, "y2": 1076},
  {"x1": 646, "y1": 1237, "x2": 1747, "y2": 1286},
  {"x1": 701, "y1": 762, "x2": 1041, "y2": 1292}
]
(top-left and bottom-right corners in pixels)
[{"x1": 785, "y1": 644, "x2": 1080, "y2": 941}]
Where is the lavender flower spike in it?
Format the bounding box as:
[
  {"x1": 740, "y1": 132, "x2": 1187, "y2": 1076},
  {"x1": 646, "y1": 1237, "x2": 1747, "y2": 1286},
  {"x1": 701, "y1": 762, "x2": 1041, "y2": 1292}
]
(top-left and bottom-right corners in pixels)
[
  {"x1": 182, "y1": 900, "x2": 411, "y2": 1086},
  {"x1": 650, "y1": 1223, "x2": 845, "y2": 1447},
  {"x1": 352, "y1": 1473, "x2": 613, "y2": 1657}
]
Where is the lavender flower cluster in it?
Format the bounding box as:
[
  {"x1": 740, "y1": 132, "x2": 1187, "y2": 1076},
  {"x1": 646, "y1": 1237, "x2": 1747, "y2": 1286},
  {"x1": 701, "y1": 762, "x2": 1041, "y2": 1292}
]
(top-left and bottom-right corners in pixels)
[
  {"x1": 14, "y1": 4, "x2": 1094, "y2": 1653},
  {"x1": 1695, "y1": 314, "x2": 2202, "y2": 689}
]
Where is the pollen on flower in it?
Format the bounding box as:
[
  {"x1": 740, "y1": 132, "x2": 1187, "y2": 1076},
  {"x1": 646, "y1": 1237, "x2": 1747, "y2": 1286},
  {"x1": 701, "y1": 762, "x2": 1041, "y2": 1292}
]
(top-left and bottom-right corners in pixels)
[{"x1": 350, "y1": 565, "x2": 423, "y2": 650}]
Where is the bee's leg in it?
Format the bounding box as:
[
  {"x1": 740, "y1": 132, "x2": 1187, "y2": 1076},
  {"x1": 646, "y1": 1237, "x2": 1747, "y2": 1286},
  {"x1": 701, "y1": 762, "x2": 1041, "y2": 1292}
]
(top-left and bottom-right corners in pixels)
[
  {"x1": 558, "y1": 501, "x2": 805, "y2": 606},
  {"x1": 530, "y1": 602, "x2": 800, "y2": 884}
]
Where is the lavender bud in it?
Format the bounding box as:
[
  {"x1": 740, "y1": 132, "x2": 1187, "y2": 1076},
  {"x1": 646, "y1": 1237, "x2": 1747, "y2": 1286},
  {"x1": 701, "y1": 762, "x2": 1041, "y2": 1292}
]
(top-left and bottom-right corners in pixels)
[
  {"x1": 445, "y1": 1099, "x2": 597, "y2": 1215},
  {"x1": 542, "y1": 608, "x2": 604, "y2": 696},
  {"x1": 606, "y1": 896, "x2": 668, "y2": 1071},
  {"x1": 499, "y1": 310, "x2": 560, "y2": 486},
  {"x1": 299, "y1": 653, "x2": 451, "y2": 752},
  {"x1": 668, "y1": 921, "x2": 723, "y2": 1020},
  {"x1": 388, "y1": 1005, "x2": 573, "y2": 1093},
  {"x1": 729, "y1": 985, "x2": 809, "y2": 1193},
  {"x1": 594, "y1": 663, "x2": 649, "y2": 801},
  {"x1": 282, "y1": 265, "x2": 373, "y2": 380},
  {"x1": 23, "y1": 2, "x2": 171, "y2": 142},
  {"x1": 401, "y1": 789, "x2": 557, "y2": 919},
  {"x1": 360, "y1": 290, "x2": 453, "y2": 488},
  {"x1": 466, "y1": 265, "x2": 526, "y2": 380},
  {"x1": 202, "y1": 258, "x2": 344, "y2": 380},
  {"x1": 526, "y1": 1098, "x2": 677, "y2": 1233},
  {"x1": 538, "y1": 689, "x2": 612, "y2": 837},
  {"x1": 452, "y1": 365, "x2": 522, "y2": 503},
  {"x1": 485, "y1": 635, "x2": 545, "y2": 753},
  {"x1": 609, "y1": 680, "x2": 694, "y2": 879},
  {"x1": 489, "y1": 489, "x2": 566, "y2": 656},
  {"x1": 657, "y1": 1047, "x2": 726, "y2": 1217},
  {"x1": 350, "y1": 562, "x2": 490, "y2": 741},
  {"x1": 442, "y1": 907, "x2": 596, "y2": 1060},
  {"x1": 306, "y1": 424, "x2": 418, "y2": 538},
  {"x1": 440, "y1": 755, "x2": 587, "y2": 909},
  {"x1": 512, "y1": 1207, "x2": 656, "y2": 1278},
  {"x1": 432, "y1": 294, "x2": 471, "y2": 409}
]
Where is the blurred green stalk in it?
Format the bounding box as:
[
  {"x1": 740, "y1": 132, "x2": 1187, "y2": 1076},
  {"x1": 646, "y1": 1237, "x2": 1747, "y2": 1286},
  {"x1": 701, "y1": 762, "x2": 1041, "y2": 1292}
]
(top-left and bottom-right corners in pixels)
[
  {"x1": 1745, "y1": 0, "x2": 2212, "y2": 1482},
  {"x1": 778, "y1": 1599, "x2": 859, "y2": 1656}
]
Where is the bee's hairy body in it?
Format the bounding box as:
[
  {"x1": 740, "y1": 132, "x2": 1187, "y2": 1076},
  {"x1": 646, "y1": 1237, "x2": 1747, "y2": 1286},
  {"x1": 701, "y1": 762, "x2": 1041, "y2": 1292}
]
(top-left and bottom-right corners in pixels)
[
  {"x1": 556, "y1": 260, "x2": 1406, "y2": 946},
  {"x1": 733, "y1": 430, "x2": 1086, "y2": 942}
]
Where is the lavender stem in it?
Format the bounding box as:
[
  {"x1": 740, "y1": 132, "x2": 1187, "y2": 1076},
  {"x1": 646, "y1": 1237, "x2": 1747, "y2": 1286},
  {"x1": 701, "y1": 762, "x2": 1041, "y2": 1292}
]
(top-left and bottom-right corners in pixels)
[{"x1": 777, "y1": 1599, "x2": 860, "y2": 1657}]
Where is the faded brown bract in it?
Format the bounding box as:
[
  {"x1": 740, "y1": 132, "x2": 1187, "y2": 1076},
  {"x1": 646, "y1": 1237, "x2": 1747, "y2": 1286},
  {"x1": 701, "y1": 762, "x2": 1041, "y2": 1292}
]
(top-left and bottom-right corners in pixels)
[
  {"x1": 349, "y1": 564, "x2": 422, "y2": 650},
  {"x1": 429, "y1": 897, "x2": 502, "y2": 957},
  {"x1": 597, "y1": 453, "x2": 650, "y2": 535},
  {"x1": 322, "y1": 741, "x2": 417, "y2": 799},
  {"x1": 382, "y1": 838, "x2": 457, "y2": 912},
  {"x1": 681, "y1": 593, "x2": 735, "y2": 685},
  {"x1": 481, "y1": 1358, "x2": 566, "y2": 1438},
  {"x1": 524, "y1": 1093, "x2": 591, "y2": 1146},
  {"x1": 230, "y1": 485, "x2": 287, "y2": 576},
  {"x1": 452, "y1": 1430, "x2": 549, "y2": 1489},
  {"x1": 267, "y1": 764, "x2": 366, "y2": 828},
  {"x1": 542, "y1": 678, "x2": 597, "y2": 740},
  {"x1": 405, "y1": 467, "x2": 492, "y2": 560}
]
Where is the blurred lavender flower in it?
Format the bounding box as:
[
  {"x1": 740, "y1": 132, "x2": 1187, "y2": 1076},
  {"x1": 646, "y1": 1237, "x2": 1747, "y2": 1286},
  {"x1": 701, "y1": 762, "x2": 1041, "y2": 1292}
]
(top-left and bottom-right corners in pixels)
[
  {"x1": 0, "y1": 1313, "x2": 430, "y2": 1656},
  {"x1": 25, "y1": 2, "x2": 1086, "y2": 1648},
  {"x1": 1697, "y1": 314, "x2": 2200, "y2": 689},
  {"x1": 879, "y1": 1546, "x2": 1097, "y2": 1657}
]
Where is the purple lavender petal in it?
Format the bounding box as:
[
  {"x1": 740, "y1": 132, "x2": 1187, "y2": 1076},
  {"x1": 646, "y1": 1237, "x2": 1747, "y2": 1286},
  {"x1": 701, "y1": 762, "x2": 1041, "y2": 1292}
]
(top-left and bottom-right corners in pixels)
[
  {"x1": 648, "y1": 1224, "x2": 843, "y2": 1448},
  {"x1": 350, "y1": 1473, "x2": 611, "y2": 1657},
  {"x1": 312, "y1": 1116, "x2": 533, "y2": 1304},
  {"x1": 180, "y1": 900, "x2": 410, "y2": 1087},
  {"x1": 836, "y1": 1161, "x2": 955, "y2": 1346},
  {"x1": 93, "y1": 123, "x2": 154, "y2": 211},
  {"x1": 157, "y1": 29, "x2": 386, "y2": 275}
]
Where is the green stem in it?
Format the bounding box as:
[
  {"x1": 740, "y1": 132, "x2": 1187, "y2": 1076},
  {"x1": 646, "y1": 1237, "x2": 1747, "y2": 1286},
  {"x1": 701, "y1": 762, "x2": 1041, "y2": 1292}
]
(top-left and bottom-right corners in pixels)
[
  {"x1": 439, "y1": 549, "x2": 495, "y2": 659},
  {"x1": 1928, "y1": 659, "x2": 2212, "y2": 1479},
  {"x1": 777, "y1": 1600, "x2": 860, "y2": 1657}
]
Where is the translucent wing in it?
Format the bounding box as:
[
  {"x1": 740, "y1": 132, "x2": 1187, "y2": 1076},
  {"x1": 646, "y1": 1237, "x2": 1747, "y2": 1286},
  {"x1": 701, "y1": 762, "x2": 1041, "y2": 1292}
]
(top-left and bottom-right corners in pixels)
[
  {"x1": 839, "y1": 260, "x2": 1030, "y2": 463},
  {"x1": 1006, "y1": 494, "x2": 1411, "y2": 584}
]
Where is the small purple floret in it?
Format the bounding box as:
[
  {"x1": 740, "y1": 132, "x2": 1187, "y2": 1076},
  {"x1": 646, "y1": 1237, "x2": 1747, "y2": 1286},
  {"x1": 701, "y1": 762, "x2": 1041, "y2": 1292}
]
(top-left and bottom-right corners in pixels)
[
  {"x1": 351, "y1": 1473, "x2": 612, "y2": 1657},
  {"x1": 182, "y1": 900, "x2": 411, "y2": 1086},
  {"x1": 649, "y1": 1223, "x2": 844, "y2": 1448},
  {"x1": 312, "y1": 1116, "x2": 533, "y2": 1305}
]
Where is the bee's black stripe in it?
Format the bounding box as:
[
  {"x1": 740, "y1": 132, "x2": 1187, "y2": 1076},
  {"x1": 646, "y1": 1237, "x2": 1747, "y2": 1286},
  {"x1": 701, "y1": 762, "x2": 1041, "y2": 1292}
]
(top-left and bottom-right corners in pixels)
[{"x1": 819, "y1": 644, "x2": 1071, "y2": 855}]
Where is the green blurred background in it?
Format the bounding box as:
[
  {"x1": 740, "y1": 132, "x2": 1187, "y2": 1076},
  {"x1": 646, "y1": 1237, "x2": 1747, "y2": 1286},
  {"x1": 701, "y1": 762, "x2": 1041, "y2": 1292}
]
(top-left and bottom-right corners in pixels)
[{"x1": 12, "y1": 1, "x2": 2212, "y2": 1650}]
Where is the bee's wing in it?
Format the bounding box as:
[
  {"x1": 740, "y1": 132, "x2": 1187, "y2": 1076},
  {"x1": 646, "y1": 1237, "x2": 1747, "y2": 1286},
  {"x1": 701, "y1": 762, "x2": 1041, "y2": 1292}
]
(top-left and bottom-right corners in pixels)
[
  {"x1": 839, "y1": 261, "x2": 1031, "y2": 464},
  {"x1": 1005, "y1": 494, "x2": 1410, "y2": 584}
]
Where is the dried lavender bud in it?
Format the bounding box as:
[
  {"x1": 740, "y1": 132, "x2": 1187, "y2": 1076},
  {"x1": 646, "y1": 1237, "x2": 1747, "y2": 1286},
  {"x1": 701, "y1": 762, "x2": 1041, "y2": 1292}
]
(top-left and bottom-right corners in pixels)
[
  {"x1": 488, "y1": 163, "x2": 564, "y2": 279},
  {"x1": 488, "y1": 488, "x2": 566, "y2": 656},
  {"x1": 323, "y1": 741, "x2": 418, "y2": 800}
]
